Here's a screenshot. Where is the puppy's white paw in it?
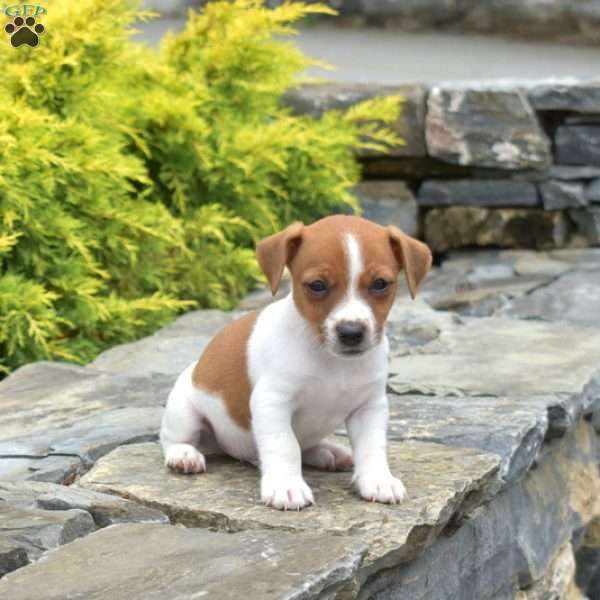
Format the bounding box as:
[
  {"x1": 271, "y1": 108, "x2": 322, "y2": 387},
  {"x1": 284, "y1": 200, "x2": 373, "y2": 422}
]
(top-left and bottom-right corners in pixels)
[
  {"x1": 165, "y1": 443, "x2": 206, "y2": 474},
  {"x1": 303, "y1": 441, "x2": 353, "y2": 472},
  {"x1": 353, "y1": 470, "x2": 407, "y2": 504},
  {"x1": 261, "y1": 475, "x2": 314, "y2": 510}
]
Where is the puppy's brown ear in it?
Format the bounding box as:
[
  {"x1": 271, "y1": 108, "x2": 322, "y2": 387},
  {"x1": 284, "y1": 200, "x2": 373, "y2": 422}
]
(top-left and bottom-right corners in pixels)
[
  {"x1": 387, "y1": 225, "x2": 432, "y2": 299},
  {"x1": 256, "y1": 222, "x2": 304, "y2": 295}
]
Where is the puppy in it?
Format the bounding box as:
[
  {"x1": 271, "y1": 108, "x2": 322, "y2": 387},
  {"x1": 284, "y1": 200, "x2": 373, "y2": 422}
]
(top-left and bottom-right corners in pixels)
[{"x1": 160, "y1": 215, "x2": 432, "y2": 510}]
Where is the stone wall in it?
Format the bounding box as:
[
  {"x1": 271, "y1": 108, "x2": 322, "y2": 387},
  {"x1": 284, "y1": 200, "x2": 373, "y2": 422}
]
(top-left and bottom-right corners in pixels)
[
  {"x1": 285, "y1": 80, "x2": 600, "y2": 254},
  {"x1": 143, "y1": 0, "x2": 600, "y2": 44},
  {"x1": 0, "y1": 247, "x2": 599, "y2": 598}
]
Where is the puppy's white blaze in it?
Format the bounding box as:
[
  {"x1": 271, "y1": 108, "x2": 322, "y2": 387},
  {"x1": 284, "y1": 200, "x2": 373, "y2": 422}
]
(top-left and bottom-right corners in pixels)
[
  {"x1": 324, "y1": 233, "x2": 375, "y2": 348},
  {"x1": 346, "y1": 233, "x2": 363, "y2": 292}
]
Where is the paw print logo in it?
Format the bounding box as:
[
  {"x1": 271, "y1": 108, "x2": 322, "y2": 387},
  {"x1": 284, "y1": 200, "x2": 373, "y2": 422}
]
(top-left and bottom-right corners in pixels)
[{"x1": 5, "y1": 16, "x2": 45, "y2": 48}]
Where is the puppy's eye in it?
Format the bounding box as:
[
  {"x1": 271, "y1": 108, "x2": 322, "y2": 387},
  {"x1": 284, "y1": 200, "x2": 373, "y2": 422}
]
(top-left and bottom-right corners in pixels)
[
  {"x1": 370, "y1": 278, "x2": 390, "y2": 294},
  {"x1": 305, "y1": 280, "x2": 328, "y2": 296}
]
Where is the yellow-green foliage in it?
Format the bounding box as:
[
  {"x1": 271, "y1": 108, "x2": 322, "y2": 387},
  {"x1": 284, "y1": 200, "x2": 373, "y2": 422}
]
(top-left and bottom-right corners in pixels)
[{"x1": 0, "y1": 0, "x2": 402, "y2": 373}]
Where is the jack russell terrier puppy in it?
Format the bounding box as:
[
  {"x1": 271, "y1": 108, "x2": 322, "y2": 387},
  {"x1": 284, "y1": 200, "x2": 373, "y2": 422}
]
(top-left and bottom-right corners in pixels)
[{"x1": 160, "y1": 215, "x2": 432, "y2": 510}]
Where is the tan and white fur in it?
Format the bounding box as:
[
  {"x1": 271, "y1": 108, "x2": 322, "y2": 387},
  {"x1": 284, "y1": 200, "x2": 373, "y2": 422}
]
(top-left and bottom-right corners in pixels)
[{"x1": 160, "y1": 215, "x2": 432, "y2": 510}]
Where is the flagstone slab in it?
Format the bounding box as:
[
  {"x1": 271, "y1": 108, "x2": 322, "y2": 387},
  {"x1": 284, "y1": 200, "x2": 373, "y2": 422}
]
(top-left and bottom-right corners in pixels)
[
  {"x1": 387, "y1": 316, "x2": 600, "y2": 399},
  {"x1": 79, "y1": 440, "x2": 499, "y2": 577},
  {"x1": 0, "y1": 522, "x2": 367, "y2": 600},
  {"x1": 0, "y1": 407, "x2": 162, "y2": 484},
  {"x1": 0, "y1": 455, "x2": 83, "y2": 485},
  {"x1": 498, "y1": 268, "x2": 600, "y2": 327},
  {"x1": 154, "y1": 308, "x2": 242, "y2": 338},
  {"x1": 0, "y1": 481, "x2": 168, "y2": 528},
  {"x1": 88, "y1": 335, "x2": 210, "y2": 377},
  {"x1": 0, "y1": 362, "x2": 171, "y2": 441},
  {"x1": 0, "y1": 504, "x2": 95, "y2": 564},
  {"x1": 386, "y1": 393, "x2": 549, "y2": 485}
]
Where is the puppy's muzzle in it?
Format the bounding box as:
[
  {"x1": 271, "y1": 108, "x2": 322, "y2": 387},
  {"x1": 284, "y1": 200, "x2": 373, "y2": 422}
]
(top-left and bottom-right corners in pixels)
[{"x1": 335, "y1": 321, "x2": 367, "y2": 351}]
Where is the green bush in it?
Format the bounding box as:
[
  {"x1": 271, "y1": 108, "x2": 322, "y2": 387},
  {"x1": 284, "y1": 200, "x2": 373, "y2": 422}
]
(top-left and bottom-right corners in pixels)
[{"x1": 0, "y1": 0, "x2": 402, "y2": 373}]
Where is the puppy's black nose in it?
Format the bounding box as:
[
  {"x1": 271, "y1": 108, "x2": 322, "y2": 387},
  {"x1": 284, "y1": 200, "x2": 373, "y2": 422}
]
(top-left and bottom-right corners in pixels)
[{"x1": 336, "y1": 321, "x2": 366, "y2": 347}]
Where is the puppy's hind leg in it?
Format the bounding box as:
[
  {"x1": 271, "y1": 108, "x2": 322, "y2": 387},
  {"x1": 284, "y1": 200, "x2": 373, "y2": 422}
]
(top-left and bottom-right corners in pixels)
[
  {"x1": 303, "y1": 440, "x2": 353, "y2": 472},
  {"x1": 160, "y1": 365, "x2": 207, "y2": 474}
]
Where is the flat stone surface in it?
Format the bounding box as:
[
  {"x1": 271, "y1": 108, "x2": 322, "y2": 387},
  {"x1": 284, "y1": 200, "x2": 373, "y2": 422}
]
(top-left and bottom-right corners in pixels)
[
  {"x1": 0, "y1": 407, "x2": 162, "y2": 483},
  {"x1": 0, "y1": 481, "x2": 167, "y2": 528},
  {"x1": 154, "y1": 308, "x2": 240, "y2": 339},
  {"x1": 540, "y1": 180, "x2": 587, "y2": 210},
  {"x1": 529, "y1": 81, "x2": 600, "y2": 113},
  {"x1": 387, "y1": 311, "x2": 600, "y2": 399},
  {"x1": 418, "y1": 179, "x2": 539, "y2": 208},
  {"x1": 386, "y1": 297, "x2": 600, "y2": 438},
  {"x1": 0, "y1": 504, "x2": 95, "y2": 563},
  {"x1": 0, "y1": 455, "x2": 83, "y2": 486},
  {"x1": 415, "y1": 249, "x2": 600, "y2": 325},
  {"x1": 0, "y1": 362, "x2": 171, "y2": 441},
  {"x1": 80, "y1": 440, "x2": 499, "y2": 575},
  {"x1": 424, "y1": 207, "x2": 568, "y2": 252},
  {"x1": 549, "y1": 247, "x2": 600, "y2": 268},
  {"x1": 556, "y1": 125, "x2": 600, "y2": 166},
  {"x1": 284, "y1": 83, "x2": 427, "y2": 157},
  {"x1": 426, "y1": 87, "x2": 551, "y2": 170},
  {"x1": 425, "y1": 277, "x2": 549, "y2": 317},
  {"x1": 89, "y1": 335, "x2": 210, "y2": 377},
  {"x1": 386, "y1": 393, "x2": 549, "y2": 485},
  {"x1": 499, "y1": 269, "x2": 600, "y2": 327},
  {"x1": 0, "y1": 522, "x2": 367, "y2": 600},
  {"x1": 353, "y1": 181, "x2": 418, "y2": 234}
]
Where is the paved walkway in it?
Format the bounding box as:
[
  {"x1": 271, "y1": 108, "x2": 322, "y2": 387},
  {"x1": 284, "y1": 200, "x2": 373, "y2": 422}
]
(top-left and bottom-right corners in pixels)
[{"x1": 134, "y1": 20, "x2": 600, "y2": 84}]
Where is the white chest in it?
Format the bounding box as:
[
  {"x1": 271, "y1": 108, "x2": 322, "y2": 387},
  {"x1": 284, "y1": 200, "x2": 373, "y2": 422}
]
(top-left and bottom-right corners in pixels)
[{"x1": 291, "y1": 370, "x2": 381, "y2": 449}]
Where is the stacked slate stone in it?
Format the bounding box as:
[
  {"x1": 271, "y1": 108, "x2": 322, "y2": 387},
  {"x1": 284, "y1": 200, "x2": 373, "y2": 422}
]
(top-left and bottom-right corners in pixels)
[{"x1": 284, "y1": 81, "x2": 600, "y2": 253}]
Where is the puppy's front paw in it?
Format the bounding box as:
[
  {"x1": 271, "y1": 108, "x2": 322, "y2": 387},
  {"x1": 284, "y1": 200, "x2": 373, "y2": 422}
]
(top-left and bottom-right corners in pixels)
[
  {"x1": 261, "y1": 475, "x2": 314, "y2": 510},
  {"x1": 353, "y1": 470, "x2": 407, "y2": 504},
  {"x1": 164, "y1": 443, "x2": 206, "y2": 474}
]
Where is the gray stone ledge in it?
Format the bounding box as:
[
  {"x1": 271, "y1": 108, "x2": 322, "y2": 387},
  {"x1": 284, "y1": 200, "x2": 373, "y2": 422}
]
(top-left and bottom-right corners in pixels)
[
  {"x1": 359, "y1": 422, "x2": 600, "y2": 600},
  {"x1": 0, "y1": 523, "x2": 367, "y2": 600},
  {"x1": 1, "y1": 248, "x2": 600, "y2": 596},
  {"x1": 79, "y1": 439, "x2": 500, "y2": 581}
]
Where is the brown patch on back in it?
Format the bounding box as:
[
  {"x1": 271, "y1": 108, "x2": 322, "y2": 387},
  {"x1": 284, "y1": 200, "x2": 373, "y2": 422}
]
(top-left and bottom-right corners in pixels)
[{"x1": 192, "y1": 311, "x2": 260, "y2": 431}]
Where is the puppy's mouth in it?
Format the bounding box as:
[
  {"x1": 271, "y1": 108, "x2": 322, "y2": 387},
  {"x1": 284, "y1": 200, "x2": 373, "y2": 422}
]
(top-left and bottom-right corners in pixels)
[
  {"x1": 339, "y1": 348, "x2": 366, "y2": 357},
  {"x1": 329, "y1": 345, "x2": 371, "y2": 359}
]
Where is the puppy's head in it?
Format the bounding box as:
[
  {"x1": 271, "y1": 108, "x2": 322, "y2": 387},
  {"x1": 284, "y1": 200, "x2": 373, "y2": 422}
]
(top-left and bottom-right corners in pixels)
[{"x1": 256, "y1": 215, "x2": 432, "y2": 358}]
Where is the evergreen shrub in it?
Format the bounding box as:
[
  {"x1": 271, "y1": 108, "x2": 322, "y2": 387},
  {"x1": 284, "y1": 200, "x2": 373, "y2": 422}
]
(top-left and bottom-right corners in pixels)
[{"x1": 0, "y1": 0, "x2": 403, "y2": 372}]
